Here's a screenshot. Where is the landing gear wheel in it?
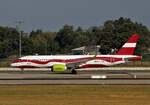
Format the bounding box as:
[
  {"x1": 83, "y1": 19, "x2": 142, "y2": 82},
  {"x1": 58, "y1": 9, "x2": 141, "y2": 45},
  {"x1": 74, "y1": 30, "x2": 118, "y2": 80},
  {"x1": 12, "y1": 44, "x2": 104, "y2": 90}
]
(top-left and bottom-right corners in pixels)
[
  {"x1": 51, "y1": 68, "x2": 53, "y2": 72},
  {"x1": 21, "y1": 68, "x2": 24, "y2": 74},
  {"x1": 71, "y1": 69, "x2": 77, "y2": 74}
]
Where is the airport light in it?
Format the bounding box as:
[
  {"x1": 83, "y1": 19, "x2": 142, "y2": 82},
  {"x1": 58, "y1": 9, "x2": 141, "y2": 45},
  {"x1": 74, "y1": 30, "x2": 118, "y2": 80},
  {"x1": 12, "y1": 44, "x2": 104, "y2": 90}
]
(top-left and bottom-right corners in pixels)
[{"x1": 16, "y1": 21, "x2": 24, "y2": 57}]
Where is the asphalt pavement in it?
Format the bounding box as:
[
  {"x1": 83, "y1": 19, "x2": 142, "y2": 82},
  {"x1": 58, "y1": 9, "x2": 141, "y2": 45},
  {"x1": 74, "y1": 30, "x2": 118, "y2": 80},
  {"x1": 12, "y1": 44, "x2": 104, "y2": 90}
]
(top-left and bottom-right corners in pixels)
[{"x1": 0, "y1": 68, "x2": 150, "y2": 85}]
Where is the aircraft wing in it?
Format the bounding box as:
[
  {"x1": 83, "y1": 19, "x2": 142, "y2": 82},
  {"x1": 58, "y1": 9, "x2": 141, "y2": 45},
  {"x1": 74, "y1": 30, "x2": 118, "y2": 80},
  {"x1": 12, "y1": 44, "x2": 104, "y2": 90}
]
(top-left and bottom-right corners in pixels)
[{"x1": 66, "y1": 55, "x2": 96, "y2": 68}]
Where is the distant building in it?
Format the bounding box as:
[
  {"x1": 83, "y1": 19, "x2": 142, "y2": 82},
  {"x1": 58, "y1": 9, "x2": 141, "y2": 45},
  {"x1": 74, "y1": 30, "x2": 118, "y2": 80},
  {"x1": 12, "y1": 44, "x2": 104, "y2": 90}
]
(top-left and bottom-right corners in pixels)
[
  {"x1": 72, "y1": 46, "x2": 85, "y2": 55},
  {"x1": 148, "y1": 48, "x2": 150, "y2": 53},
  {"x1": 72, "y1": 46, "x2": 101, "y2": 55}
]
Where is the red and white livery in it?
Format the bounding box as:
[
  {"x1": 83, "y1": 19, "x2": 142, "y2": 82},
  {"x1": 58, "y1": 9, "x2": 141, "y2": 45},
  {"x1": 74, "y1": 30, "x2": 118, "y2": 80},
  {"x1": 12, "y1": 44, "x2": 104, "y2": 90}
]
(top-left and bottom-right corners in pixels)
[{"x1": 11, "y1": 34, "x2": 142, "y2": 74}]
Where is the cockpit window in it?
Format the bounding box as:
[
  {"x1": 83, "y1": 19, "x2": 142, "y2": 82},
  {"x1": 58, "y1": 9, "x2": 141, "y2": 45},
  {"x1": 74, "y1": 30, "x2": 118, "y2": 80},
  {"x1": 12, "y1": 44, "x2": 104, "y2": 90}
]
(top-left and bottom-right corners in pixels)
[{"x1": 14, "y1": 59, "x2": 21, "y2": 62}]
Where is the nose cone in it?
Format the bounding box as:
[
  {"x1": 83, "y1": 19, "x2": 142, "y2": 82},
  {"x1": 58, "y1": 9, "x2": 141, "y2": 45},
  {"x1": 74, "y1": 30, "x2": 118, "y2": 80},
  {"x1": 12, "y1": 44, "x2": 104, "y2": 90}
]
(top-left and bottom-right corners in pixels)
[{"x1": 10, "y1": 63, "x2": 16, "y2": 67}]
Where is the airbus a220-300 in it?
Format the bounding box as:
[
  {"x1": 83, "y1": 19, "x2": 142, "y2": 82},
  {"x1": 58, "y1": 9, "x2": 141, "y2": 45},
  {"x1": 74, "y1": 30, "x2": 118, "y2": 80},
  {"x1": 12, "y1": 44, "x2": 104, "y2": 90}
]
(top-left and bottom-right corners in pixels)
[{"x1": 11, "y1": 34, "x2": 142, "y2": 74}]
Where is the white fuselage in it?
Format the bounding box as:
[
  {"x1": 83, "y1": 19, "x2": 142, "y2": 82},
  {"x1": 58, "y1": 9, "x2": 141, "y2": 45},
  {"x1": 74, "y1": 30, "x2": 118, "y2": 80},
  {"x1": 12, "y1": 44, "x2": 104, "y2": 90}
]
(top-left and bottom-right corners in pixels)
[{"x1": 11, "y1": 55, "x2": 141, "y2": 68}]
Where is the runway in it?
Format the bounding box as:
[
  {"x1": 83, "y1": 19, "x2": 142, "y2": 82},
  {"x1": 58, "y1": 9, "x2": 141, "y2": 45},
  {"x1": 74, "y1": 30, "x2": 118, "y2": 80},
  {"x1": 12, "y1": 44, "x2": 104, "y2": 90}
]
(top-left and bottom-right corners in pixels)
[{"x1": 0, "y1": 68, "x2": 150, "y2": 85}]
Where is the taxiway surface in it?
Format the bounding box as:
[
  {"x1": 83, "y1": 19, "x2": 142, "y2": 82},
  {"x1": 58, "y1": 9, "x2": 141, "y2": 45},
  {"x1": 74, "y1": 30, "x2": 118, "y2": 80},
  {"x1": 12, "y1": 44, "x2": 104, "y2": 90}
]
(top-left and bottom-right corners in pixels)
[{"x1": 0, "y1": 68, "x2": 150, "y2": 85}]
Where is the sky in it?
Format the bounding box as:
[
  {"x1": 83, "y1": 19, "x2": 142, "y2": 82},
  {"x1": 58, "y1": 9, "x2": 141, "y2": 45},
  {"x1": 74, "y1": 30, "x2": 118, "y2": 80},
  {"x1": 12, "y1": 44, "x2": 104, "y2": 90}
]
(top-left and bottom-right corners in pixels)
[{"x1": 0, "y1": 0, "x2": 150, "y2": 32}]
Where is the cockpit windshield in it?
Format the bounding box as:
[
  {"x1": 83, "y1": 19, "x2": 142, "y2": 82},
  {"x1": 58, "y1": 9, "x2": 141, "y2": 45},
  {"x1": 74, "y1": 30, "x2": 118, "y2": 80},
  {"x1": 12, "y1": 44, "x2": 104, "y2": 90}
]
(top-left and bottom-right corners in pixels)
[{"x1": 14, "y1": 59, "x2": 21, "y2": 62}]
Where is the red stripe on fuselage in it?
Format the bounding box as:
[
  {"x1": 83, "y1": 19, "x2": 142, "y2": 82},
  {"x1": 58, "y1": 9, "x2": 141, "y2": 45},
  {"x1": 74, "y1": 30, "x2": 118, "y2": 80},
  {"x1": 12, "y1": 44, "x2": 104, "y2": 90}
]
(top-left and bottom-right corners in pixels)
[
  {"x1": 18, "y1": 66, "x2": 38, "y2": 68},
  {"x1": 12, "y1": 57, "x2": 123, "y2": 64},
  {"x1": 79, "y1": 64, "x2": 108, "y2": 68},
  {"x1": 17, "y1": 64, "x2": 108, "y2": 69}
]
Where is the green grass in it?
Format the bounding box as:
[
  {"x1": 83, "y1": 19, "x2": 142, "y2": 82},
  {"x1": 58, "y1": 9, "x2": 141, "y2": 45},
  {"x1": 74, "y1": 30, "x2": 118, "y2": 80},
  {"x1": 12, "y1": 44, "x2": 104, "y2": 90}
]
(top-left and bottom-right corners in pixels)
[{"x1": 0, "y1": 85, "x2": 150, "y2": 105}]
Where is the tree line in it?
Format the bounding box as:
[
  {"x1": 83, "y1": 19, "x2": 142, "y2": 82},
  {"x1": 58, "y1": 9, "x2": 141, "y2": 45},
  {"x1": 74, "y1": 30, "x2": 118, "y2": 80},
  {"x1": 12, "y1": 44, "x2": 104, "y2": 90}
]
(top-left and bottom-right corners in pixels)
[{"x1": 0, "y1": 17, "x2": 150, "y2": 59}]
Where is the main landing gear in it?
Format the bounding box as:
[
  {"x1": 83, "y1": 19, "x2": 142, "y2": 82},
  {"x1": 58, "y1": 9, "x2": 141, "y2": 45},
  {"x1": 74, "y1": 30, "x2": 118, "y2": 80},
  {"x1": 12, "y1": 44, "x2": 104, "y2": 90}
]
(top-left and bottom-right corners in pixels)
[
  {"x1": 71, "y1": 69, "x2": 77, "y2": 74},
  {"x1": 20, "y1": 68, "x2": 24, "y2": 73}
]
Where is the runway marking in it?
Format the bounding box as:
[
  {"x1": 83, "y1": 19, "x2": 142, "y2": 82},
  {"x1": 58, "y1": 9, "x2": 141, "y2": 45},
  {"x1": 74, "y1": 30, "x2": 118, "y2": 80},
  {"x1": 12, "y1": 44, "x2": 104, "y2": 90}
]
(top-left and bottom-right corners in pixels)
[{"x1": 91, "y1": 75, "x2": 107, "y2": 79}]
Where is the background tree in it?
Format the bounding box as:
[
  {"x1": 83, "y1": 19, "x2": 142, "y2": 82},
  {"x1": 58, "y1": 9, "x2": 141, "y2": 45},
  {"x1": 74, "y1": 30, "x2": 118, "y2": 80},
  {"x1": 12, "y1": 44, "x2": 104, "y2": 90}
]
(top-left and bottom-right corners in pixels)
[
  {"x1": 0, "y1": 27, "x2": 19, "y2": 58},
  {"x1": 0, "y1": 17, "x2": 149, "y2": 58},
  {"x1": 32, "y1": 32, "x2": 58, "y2": 55},
  {"x1": 55, "y1": 25, "x2": 75, "y2": 54}
]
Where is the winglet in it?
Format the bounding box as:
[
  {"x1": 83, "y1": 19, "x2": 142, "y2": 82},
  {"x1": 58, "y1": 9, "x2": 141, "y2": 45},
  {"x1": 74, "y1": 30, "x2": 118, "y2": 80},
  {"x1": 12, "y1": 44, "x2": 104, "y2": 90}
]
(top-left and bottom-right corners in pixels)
[
  {"x1": 91, "y1": 54, "x2": 97, "y2": 60},
  {"x1": 87, "y1": 52, "x2": 90, "y2": 55}
]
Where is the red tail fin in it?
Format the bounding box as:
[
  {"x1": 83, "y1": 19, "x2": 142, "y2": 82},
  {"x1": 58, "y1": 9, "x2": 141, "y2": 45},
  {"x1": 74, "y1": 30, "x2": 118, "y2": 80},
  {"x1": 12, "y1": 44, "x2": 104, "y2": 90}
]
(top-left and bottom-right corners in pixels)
[{"x1": 114, "y1": 34, "x2": 138, "y2": 55}]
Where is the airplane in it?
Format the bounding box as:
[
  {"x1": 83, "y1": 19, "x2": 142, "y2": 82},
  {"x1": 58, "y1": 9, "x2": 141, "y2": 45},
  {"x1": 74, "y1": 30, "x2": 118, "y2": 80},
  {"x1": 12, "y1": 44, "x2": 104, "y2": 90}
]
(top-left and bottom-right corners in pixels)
[{"x1": 11, "y1": 34, "x2": 142, "y2": 74}]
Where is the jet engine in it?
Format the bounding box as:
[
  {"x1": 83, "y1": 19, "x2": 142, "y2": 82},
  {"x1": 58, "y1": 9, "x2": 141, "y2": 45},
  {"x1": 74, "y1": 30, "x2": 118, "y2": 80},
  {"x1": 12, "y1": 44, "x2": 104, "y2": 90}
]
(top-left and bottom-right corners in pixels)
[{"x1": 52, "y1": 64, "x2": 66, "y2": 72}]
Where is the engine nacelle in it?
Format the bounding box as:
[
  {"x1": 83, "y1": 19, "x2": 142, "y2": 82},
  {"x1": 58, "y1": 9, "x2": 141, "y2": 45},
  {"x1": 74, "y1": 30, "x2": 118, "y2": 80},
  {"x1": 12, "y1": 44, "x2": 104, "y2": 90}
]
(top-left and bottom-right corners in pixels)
[{"x1": 52, "y1": 64, "x2": 66, "y2": 72}]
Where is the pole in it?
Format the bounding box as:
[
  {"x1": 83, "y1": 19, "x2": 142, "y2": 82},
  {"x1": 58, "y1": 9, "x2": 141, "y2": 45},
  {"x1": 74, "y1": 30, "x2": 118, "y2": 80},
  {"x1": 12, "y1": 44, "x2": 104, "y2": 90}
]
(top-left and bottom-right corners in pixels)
[{"x1": 16, "y1": 21, "x2": 24, "y2": 57}]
